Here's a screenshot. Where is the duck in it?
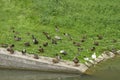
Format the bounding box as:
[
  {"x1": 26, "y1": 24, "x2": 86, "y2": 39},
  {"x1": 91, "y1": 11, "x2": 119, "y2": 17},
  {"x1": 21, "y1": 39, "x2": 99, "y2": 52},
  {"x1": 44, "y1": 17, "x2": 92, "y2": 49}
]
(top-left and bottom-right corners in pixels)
[
  {"x1": 14, "y1": 36, "x2": 21, "y2": 41},
  {"x1": 24, "y1": 42, "x2": 30, "y2": 47},
  {"x1": 33, "y1": 38, "x2": 39, "y2": 44},
  {"x1": 43, "y1": 32, "x2": 49, "y2": 36},
  {"x1": 51, "y1": 39, "x2": 57, "y2": 44},
  {"x1": 46, "y1": 35, "x2": 51, "y2": 40},
  {"x1": 63, "y1": 33, "x2": 73, "y2": 40},
  {"x1": 73, "y1": 57, "x2": 80, "y2": 66},
  {"x1": 78, "y1": 47, "x2": 83, "y2": 52},
  {"x1": 60, "y1": 50, "x2": 67, "y2": 55},
  {"x1": 83, "y1": 56, "x2": 89, "y2": 61},
  {"x1": 7, "y1": 44, "x2": 15, "y2": 54},
  {"x1": 83, "y1": 56, "x2": 95, "y2": 64},
  {"x1": 97, "y1": 35, "x2": 103, "y2": 40},
  {"x1": 43, "y1": 42, "x2": 48, "y2": 47},
  {"x1": 91, "y1": 52, "x2": 97, "y2": 60},
  {"x1": 94, "y1": 41, "x2": 99, "y2": 46},
  {"x1": 63, "y1": 33, "x2": 69, "y2": 36},
  {"x1": 33, "y1": 54, "x2": 39, "y2": 59},
  {"x1": 52, "y1": 54, "x2": 61, "y2": 63},
  {"x1": 38, "y1": 46, "x2": 44, "y2": 53},
  {"x1": 73, "y1": 42, "x2": 81, "y2": 47},
  {"x1": 91, "y1": 47, "x2": 96, "y2": 51},
  {"x1": 32, "y1": 35, "x2": 39, "y2": 44},
  {"x1": 54, "y1": 36, "x2": 62, "y2": 40},
  {"x1": 21, "y1": 49, "x2": 26, "y2": 55}
]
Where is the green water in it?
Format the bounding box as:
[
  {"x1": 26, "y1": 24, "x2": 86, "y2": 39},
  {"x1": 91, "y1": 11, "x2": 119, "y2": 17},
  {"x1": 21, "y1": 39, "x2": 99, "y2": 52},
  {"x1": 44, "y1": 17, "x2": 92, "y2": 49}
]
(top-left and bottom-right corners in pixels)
[{"x1": 0, "y1": 56, "x2": 120, "y2": 80}]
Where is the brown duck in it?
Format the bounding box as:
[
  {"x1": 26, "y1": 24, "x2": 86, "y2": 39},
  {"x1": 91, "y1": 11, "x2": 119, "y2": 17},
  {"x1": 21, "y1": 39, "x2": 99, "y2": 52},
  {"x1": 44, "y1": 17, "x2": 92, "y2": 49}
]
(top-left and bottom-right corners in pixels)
[
  {"x1": 38, "y1": 46, "x2": 44, "y2": 53},
  {"x1": 52, "y1": 54, "x2": 61, "y2": 63},
  {"x1": 24, "y1": 42, "x2": 30, "y2": 47},
  {"x1": 7, "y1": 44, "x2": 15, "y2": 54},
  {"x1": 33, "y1": 54, "x2": 39, "y2": 59},
  {"x1": 94, "y1": 41, "x2": 99, "y2": 46},
  {"x1": 21, "y1": 49, "x2": 26, "y2": 55},
  {"x1": 73, "y1": 57, "x2": 80, "y2": 66},
  {"x1": 14, "y1": 36, "x2": 21, "y2": 41},
  {"x1": 43, "y1": 42, "x2": 48, "y2": 47}
]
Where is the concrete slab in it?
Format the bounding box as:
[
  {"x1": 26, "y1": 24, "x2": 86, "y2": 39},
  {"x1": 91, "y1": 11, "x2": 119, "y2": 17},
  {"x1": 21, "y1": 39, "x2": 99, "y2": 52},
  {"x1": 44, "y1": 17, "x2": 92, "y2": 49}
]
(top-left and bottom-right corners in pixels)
[{"x1": 0, "y1": 48, "x2": 88, "y2": 74}]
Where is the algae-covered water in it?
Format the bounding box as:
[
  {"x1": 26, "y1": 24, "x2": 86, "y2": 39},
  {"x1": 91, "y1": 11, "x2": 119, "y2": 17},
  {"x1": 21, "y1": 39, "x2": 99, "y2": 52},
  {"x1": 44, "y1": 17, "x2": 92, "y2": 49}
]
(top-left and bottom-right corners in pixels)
[{"x1": 0, "y1": 56, "x2": 120, "y2": 80}]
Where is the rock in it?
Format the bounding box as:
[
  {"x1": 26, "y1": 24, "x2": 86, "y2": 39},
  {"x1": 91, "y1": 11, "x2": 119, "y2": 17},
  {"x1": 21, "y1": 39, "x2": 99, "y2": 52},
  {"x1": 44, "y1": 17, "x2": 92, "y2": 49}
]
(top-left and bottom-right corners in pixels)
[
  {"x1": 108, "y1": 52, "x2": 115, "y2": 58},
  {"x1": 117, "y1": 50, "x2": 120, "y2": 55},
  {"x1": 97, "y1": 55, "x2": 104, "y2": 60},
  {"x1": 84, "y1": 62, "x2": 92, "y2": 67},
  {"x1": 101, "y1": 53, "x2": 110, "y2": 60}
]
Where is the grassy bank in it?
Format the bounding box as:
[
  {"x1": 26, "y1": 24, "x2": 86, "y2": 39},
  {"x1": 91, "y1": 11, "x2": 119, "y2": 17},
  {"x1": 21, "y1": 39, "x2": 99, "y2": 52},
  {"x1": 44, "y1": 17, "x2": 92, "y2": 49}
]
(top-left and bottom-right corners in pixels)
[{"x1": 0, "y1": 0, "x2": 120, "y2": 62}]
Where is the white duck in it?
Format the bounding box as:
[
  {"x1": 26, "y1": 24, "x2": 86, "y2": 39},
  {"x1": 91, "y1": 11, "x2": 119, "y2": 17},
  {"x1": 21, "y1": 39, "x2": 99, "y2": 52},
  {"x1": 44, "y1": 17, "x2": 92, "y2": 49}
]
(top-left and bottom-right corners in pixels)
[
  {"x1": 91, "y1": 52, "x2": 97, "y2": 60},
  {"x1": 83, "y1": 56, "x2": 95, "y2": 64}
]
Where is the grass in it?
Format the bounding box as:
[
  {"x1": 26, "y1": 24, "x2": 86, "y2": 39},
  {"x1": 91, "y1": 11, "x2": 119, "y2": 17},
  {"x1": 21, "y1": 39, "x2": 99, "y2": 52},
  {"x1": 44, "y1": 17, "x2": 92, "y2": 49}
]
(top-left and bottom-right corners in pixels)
[{"x1": 0, "y1": 0, "x2": 120, "y2": 62}]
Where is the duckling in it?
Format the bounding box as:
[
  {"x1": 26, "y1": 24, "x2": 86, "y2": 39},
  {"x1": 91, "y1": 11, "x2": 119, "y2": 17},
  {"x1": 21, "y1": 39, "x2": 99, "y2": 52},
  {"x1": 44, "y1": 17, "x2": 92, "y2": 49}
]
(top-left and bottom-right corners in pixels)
[
  {"x1": 38, "y1": 46, "x2": 44, "y2": 53},
  {"x1": 60, "y1": 50, "x2": 67, "y2": 55},
  {"x1": 97, "y1": 35, "x2": 103, "y2": 40},
  {"x1": 91, "y1": 47, "x2": 96, "y2": 51},
  {"x1": 43, "y1": 42, "x2": 48, "y2": 47},
  {"x1": 14, "y1": 36, "x2": 21, "y2": 41},
  {"x1": 24, "y1": 42, "x2": 30, "y2": 47},
  {"x1": 51, "y1": 39, "x2": 57, "y2": 44},
  {"x1": 52, "y1": 54, "x2": 61, "y2": 63},
  {"x1": 21, "y1": 49, "x2": 26, "y2": 55},
  {"x1": 73, "y1": 42, "x2": 81, "y2": 47},
  {"x1": 94, "y1": 41, "x2": 99, "y2": 46},
  {"x1": 33, "y1": 38, "x2": 39, "y2": 44},
  {"x1": 73, "y1": 57, "x2": 80, "y2": 66},
  {"x1": 33, "y1": 54, "x2": 39, "y2": 59}
]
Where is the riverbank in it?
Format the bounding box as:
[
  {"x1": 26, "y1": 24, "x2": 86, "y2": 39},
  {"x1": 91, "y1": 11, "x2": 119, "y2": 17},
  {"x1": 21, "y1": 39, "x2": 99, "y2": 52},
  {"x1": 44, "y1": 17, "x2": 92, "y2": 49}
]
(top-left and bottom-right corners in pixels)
[{"x1": 0, "y1": 48, "x2": 120, "y2": 74}]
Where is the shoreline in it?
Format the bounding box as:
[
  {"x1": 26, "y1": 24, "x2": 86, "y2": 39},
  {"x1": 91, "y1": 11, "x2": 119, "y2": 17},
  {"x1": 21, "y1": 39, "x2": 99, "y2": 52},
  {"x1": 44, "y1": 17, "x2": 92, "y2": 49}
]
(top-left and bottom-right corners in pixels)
[{"x1": 0, "y1": 48, "x2": 120, "y2": 74}]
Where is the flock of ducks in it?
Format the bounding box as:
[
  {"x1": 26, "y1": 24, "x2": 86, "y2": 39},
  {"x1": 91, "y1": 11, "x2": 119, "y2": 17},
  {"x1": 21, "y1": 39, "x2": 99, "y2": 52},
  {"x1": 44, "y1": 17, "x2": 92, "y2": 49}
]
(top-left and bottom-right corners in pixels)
[{"x1": 0, "y1": 26, "x2": 118, "y2": 67}]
